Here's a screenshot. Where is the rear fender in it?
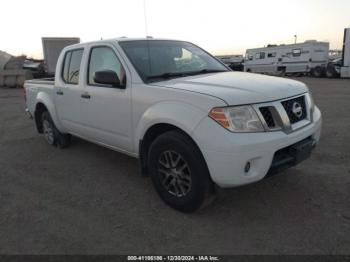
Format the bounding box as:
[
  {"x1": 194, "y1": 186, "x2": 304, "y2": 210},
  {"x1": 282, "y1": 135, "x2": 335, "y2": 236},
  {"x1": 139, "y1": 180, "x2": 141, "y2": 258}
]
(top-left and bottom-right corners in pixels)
[{"x1": 35, "y1": 91, "x2": 64, "y2": 132}]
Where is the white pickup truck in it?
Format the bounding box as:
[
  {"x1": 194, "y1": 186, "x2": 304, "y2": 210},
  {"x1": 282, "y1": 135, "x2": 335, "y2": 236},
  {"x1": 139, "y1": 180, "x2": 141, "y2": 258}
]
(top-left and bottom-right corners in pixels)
[{"x1": 25, "y1": 38, "x2": 322, "y2": 212}]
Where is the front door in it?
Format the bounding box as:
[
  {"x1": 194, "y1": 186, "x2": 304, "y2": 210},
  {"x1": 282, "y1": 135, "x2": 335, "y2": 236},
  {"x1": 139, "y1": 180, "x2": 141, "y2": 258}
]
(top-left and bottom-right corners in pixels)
[{"x1": 80, "y1": 45, "x2": 133, "y2": 153}]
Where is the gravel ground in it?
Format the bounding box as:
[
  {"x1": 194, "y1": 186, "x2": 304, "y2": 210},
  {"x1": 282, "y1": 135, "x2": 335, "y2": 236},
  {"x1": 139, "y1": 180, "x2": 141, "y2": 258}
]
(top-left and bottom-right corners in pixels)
[{"x1": 0, "y1": 77, "x2": 349, "y2": 255}]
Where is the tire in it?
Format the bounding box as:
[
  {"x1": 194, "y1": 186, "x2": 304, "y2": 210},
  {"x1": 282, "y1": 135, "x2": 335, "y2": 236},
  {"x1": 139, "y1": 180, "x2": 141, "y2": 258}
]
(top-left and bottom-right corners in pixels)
[
  {"x1": 279, "y1": 70, "x2": 286, "y2": 77},
  {"x1": 311, "y1": 67, "x2": 322, "y2": 77},
  {"x1": 41, "y1": 111, "x2": 71, "y2": 148},
  {"x1": 326, "y1": 68, "x2": 336, "y2": 78},
  {"x1": 148, "y1": 131, "x2": 213, "y2": 212},
  {"x1": 277, "y1": 67, "x2": 286, "y2": 77}
]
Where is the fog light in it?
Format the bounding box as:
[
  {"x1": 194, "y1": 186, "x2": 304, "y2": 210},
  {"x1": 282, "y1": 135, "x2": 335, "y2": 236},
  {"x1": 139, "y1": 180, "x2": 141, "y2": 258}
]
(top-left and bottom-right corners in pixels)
[{"x1": 244, "y1": 162, "x2": 251, "y2": 173}]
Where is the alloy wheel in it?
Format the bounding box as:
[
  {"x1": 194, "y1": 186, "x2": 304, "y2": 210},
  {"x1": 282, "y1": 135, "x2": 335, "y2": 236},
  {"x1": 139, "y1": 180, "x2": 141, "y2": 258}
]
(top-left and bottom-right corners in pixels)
[
  {"x1": 43, "y1": 119, "x2": 55, "y2": 145},
  {"x1": 157, "y1": 150, "x2": 192, "y2": 197}
]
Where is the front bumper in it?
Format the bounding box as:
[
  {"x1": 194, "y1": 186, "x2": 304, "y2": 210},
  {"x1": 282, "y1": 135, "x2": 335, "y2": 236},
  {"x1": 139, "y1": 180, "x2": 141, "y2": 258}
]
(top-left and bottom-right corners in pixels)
[
  {"x1": 192, "y1": 106, "x2": 322, "y2": 188},
  {"x1": 266, "y1": 135, "x2": 316, "y2": 177}
]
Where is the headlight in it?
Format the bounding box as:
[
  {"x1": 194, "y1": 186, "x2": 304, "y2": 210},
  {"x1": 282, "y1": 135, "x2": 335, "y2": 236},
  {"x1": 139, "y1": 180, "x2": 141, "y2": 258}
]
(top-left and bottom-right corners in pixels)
[{"x1": 209, "y1": 105, "x2": 264, "y2": 132}]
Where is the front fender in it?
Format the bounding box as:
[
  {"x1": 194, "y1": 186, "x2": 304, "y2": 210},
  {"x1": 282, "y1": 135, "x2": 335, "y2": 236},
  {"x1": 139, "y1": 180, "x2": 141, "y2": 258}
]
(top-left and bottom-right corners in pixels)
[
  {"x1": 36, "y1": 91, "x2": 64, "y2": 131},
  {"x1": 134, "y1": 101, "x2": 208, "y2": 154}
]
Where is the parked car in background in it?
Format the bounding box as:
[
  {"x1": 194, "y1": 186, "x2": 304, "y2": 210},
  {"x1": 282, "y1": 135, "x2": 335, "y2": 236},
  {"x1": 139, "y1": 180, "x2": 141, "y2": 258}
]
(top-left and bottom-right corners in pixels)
[
  {"x1": 215, "y1": 55, "x2": 244, "y2": 71},
  {"x1": 24, "y1": 38, "x2": 322, "y2": 212},
  {"x1": 0, "y1": 38, "x2": 80, "y2": 88},
  {"x1": 326, "y1": 58, "x2": 342, "y2": 78}
]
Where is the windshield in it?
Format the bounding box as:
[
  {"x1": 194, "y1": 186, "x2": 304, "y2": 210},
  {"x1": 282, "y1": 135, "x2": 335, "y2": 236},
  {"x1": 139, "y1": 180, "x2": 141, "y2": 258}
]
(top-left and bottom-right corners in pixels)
[{"x1": 119, "y1": 40, "x2": 228, "y2": 82}]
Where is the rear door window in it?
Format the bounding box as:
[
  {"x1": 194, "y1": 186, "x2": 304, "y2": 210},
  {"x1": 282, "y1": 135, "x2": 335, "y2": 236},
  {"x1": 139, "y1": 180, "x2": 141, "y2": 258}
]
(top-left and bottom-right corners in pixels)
[
  {"x1": 62, "y1": 52, "x2": 71, "y2": 82},
  {"x1": 61, "y1": 49, "x2": 84, "y2": 84}
]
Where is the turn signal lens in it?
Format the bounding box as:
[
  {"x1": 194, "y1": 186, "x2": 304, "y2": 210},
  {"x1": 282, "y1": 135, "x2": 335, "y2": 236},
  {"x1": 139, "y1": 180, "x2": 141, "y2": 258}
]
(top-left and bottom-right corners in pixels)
[{"x1": 208, "y1": 108, "x2": 230, "y2": 128}]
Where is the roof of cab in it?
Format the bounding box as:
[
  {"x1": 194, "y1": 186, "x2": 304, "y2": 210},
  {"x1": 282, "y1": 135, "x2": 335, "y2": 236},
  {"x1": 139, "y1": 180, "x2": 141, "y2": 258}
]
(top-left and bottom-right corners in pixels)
[{"x1": 64, "y1": 37, "x2": 183, "y2": 49}]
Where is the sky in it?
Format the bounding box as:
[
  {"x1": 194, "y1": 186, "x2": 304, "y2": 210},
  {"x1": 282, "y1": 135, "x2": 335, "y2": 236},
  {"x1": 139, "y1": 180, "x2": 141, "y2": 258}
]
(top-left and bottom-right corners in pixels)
[{"x1": 0, "y1": 0, "x2": 349, "y2": 59}]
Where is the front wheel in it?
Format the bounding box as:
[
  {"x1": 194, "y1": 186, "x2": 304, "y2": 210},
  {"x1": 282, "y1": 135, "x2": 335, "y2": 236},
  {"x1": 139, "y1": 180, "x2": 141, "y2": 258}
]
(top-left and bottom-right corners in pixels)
[
  {"x1": 148, "y1": 131, "x2": 213, "y2": 212},
  {"x1": 326, "y1": 68, "x2": 336, "y2": 78},
  {"x1": 41, "y1": 111, "x2": 71, "y2": 148}
]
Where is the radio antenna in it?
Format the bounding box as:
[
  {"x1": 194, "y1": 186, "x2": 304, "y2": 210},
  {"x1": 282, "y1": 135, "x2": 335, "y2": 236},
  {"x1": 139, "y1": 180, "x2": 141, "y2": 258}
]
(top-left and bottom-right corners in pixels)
[
  {"x1": 143, "y1": 0, "x2": 152, "y2": 75},
  {"x1": 143, "y1": 0, "x2": 149, "y2": 37}
]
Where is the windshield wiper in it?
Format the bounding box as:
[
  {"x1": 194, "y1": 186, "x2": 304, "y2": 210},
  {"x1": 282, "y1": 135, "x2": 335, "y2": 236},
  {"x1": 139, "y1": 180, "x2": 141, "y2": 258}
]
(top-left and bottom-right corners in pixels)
[
  {"x1": 146, "y1": 69, "x2": 227, "y2": 81},
  {"x1": 147, "y1": 72, "x2": 188, "y2": 81},
  {"x1": 195, "y1": 69, "x2": 228, "y2": 74}
]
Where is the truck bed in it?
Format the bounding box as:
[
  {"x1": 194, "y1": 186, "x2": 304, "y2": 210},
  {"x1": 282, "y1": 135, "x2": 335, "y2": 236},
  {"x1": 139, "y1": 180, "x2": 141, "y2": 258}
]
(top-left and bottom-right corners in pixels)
[
  {"x1": 24, "y1": 77, "x2": 56, "y2": 118},
  {"x1": 25, "y1": 77, "x2": 55, "y2": 85}
]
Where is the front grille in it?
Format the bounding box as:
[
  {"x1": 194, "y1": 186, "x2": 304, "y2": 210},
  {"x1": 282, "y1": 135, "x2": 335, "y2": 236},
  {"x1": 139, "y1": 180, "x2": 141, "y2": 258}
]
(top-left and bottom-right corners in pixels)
[
  {"x1": 259, "y1": 107, "x2": 275, "y2": 128},
  {"x1": 281, "y1": 96, "x2": 307, "y2": 124}
]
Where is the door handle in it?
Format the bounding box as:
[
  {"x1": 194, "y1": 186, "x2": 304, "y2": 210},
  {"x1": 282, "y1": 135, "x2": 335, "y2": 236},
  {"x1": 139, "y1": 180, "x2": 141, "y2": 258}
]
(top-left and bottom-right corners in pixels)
[
  {"x1": 81, "y1": 93, "x2": 91, "y2": 99},
  {"x1": 56, "y1": 90, "x2": 64, "y2": 95}
]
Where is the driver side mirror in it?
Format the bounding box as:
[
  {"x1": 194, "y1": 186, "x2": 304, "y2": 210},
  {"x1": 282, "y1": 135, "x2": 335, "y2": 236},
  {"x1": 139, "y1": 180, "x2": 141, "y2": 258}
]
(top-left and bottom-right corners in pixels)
[{"x1": 94, "y1": 70, "x2": 124, "y2": 88}]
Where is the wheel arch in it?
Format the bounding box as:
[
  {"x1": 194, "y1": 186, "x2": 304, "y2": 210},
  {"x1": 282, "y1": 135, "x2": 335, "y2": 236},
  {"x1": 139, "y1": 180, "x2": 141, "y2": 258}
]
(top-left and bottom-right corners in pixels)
[
  {"x1": 34, "y1": 102, "x2": 48, "y2": 133},
  {"x1": 34, "y1": 91, "x2": 64, "y2": 133},
  {"x1": 139, "y1": 122, "x2": 209, "y2": 179}
]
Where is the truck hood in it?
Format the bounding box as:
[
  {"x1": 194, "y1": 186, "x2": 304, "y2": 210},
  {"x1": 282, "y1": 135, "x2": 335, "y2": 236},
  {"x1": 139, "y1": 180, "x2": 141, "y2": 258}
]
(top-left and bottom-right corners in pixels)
[{"x1": 153, "y1": 72, "x2": 308, "y2": 105}]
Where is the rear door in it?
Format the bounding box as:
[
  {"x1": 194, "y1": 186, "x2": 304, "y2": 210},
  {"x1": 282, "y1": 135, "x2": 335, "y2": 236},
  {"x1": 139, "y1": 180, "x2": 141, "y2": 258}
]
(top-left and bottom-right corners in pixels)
[
  {"x1": 284, "y1": 48, "x2": 308, "y2": 73},
  {"x1": 55, "y1": 48, "x2": 85, "y2": 134},
  {"x1": 80, "y1": 44, "x2": 133, "y2": 152}
]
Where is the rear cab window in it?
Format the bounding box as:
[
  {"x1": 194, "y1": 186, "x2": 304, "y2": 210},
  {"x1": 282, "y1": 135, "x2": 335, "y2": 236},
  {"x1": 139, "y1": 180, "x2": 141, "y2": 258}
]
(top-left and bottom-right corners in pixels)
[{"x1": 61, "y1": 49, "x2": 84, "y2": 84}]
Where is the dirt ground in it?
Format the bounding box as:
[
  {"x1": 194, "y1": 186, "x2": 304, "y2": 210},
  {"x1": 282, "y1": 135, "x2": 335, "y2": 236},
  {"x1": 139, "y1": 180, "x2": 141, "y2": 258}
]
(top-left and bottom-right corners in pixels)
[{"x1": 0, "y1": 77, "x2": 349, "y2": 254}]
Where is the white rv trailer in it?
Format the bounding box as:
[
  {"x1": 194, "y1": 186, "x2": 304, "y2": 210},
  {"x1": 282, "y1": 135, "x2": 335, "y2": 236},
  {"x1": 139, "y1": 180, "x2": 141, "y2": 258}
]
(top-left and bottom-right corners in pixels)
[
  {"x1": 340, "y1": 28, "x2": 350, "y2": 78},
  {"x1": 244, "y1": 41, "x2": 329, "y2": 77}
]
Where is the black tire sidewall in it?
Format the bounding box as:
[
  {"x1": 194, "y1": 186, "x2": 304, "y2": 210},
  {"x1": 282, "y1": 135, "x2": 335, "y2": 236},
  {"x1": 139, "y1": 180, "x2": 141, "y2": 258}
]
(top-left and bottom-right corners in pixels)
[
  {"x1": 148, "y1": 131, "x2": 211, "y2": 212},
  {"x1": 312, "y1": 67, "x2": 322, "y2": 77},
  {"x1": 326, "y1": 68, "x2": 335, "y2": 78}
]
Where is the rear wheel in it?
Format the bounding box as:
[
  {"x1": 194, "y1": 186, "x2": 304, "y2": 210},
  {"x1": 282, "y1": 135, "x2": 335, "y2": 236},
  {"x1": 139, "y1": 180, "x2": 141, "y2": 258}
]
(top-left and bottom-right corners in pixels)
[
  {"x1": 279, "y1": 70, "x2": 286, "y2": 77},
  {"x1": 277, "y1": 67, "x2": 286, "y2": 77},
  {"x1": 148, "y1": 131, "x2": 213, "y2": 212},
  {"x1": 41, "y1": 111, "x2": 71, "y2": 148},
  {"x1": 311, "y1": 67, "x2": 322, "y2": 77}
]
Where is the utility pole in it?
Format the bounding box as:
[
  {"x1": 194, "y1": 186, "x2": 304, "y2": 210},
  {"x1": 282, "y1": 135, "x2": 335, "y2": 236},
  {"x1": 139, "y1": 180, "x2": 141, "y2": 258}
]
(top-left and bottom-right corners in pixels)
[{"x1": 294, "y1": 35, "x2": 297, "y2": 44}]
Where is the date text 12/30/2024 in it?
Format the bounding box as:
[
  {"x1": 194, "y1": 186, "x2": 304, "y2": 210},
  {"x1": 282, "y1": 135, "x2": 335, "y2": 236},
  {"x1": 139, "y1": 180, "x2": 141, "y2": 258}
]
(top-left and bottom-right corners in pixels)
[{"x1": 127, "y1": 256, "x2": 220, "y2": 261}]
